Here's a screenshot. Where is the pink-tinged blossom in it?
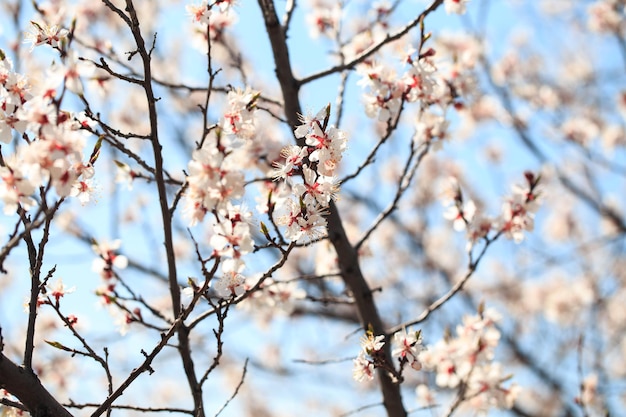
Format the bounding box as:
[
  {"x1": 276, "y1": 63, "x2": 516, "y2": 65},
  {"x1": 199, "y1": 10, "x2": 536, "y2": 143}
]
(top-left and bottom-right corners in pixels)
[
  {"x1": 0, "y1": 111, "x2": 27, "y2": 143},
  {"x1": 272, "y1": 145, "x2": 309, "y2": 180},
  {"x1": 353, "y1": 353, "x2": 375, "y2": 382},
  {"x1": 23, "y1": 21, "x2": 69, "y2": 51},
  {"x1": 414, "y1": 110, "x2": 449, "y2": 150},
  {"x1": 353, "y1": 331, "x2": 385, "y2": 382},
  {"x1": 275, "y1": 197, "x2": 328, "y2": 243},
  {"x1": 210, "y1": 219, "x2": 254, "y2": 258},
  {"x1": 186, "y1": 1, "x2": 212, "y2": 25},
  {"x1": 1, "y1": 71, "x2": 32, "y2": 108},
  {"x1": 392, "y1": 329, "x2": 424, "y2": 370},
  {"x1": 542, "y1": 277, "x2": 594, "y2": 325},
  {"x1": 306, "y1": 0, "x2": 341, "y2": 39},
  {"x1": 293, "y1": 165, "x2": 338, "y2": 208},
  {"x1": 70, "y1": 179, "x2": 97, "y2": 205},
  {"x1": 442, "y1": 173, "x2": 541, "y2": 245},
  {"x1": 214, "y1": 0, "x2": 236, "y2": 12},
  {"x1": 465, "y1": 215, "x2": 493, "y2": 250},
  {"x1": 444, "y1": 199, "x2": 476, "y2": 231},
  {"x1": 114, "y1": 161, "x2": 137, "y2": 190},
  {"x1": 183, "y1": 136, "x2": 246, "y2": 226},
  {"x1": 465, "y1": 363, "x2": 520, "y2": 412},
  {"x1": 240, "y1": 276, "x2": 306, "y2": 317},
  {"x1": 259, "y1": 279, "x2": 306, "y2": 313},
  {"x1": 444, "y1": 0, "x2": 470, "y2": 15},
  {"x1": 360, "y1": 332, "x2": 385, "y2": 354},
  {"x1": 17, "y1": 95, "x2": 57, "y2": 135},
  {"x1": 416, "y1": 384, "x2": 436, "y2": 407},
  {"x1": 576, "y1": 374, "x2": 600, "y2": 410},
  {"x1": 0, "y1": 57, "x2": 30, "y2": 143},
  {"x1": 441, "y1": 176, "x2": 474, "y2": 231},
  {"x1": 307, "y1": 125, "x2": 347, "y2": 177},
  {"x1": 294, "y1": 107, "x2": 327, "y2": 138},
  {"x1": 498, "y1": 173, "x2": 542, "y2": 243},
  {"x1": 293, "y1": 106, "x2": 348, "y2": 176},
  {"x1": 213, "y1": 270, "x2": 246, "y2": 298},
  {"x1": 272, "y1": 105, "x2": 346, "y2": 243},
  {"x1": 436, "y1": 33, "x2": 483, "y2": 72},
  {"x1": 110, "y1": 307, "x2": 131, "y2": 336},
  {"x1": 357, "y1": 63, "x2": 404, "y2": 121},
  {"x1": 402, "y1": 59, "x2": 437, "y2": 103},
  {"x1": 222, "y1": 87, "x2": 259, "y2": 142},
  {"x1": 71, "y1": 111, "x2": 97, "y2": 132},
  {"x1": 48, "y1": 278, "x2": 75, "y2": 303},
  {"x1": 0, "y1": 163, "x2": 36, "y2": 214},
  {"x1": 561, "y1": 116, "x2": 600, "y2": 145},
  {"x1": 16, "y1": 123, "x2": 90, "y2": 200},
  {"x1": 587, "y1": 1, "x2": 623, "y2": 33},
  {"x1": 358, "y1": 57, "x2": 437, "y2": 122},
  {"x1": 418, "y1": 308, "x2": 519, "y2": 413},
  {"x1": 66, "y1": 314, "x2": 78, "y2": 327},
  {"x1": 208, "y1": 7, "x2": 237, "y2": 42},
  {"x1": 342, "y1": 28, "x2": 385, "y2": 64},
  {"x1": 50, "y1": 51, "x2": 93, "y2": 95},
  {"x1": 92, "y1": 239, "x2": 128, "y2": 280}
]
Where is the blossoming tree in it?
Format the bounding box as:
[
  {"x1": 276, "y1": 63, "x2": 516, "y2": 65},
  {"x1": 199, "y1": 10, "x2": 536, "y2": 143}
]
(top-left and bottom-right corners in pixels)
[{"x1": 0, "y1": 0, "x2": 624, "y2": 416}]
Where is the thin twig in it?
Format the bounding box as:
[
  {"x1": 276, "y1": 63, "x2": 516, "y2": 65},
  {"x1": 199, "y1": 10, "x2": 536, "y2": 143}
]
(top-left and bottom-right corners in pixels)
[
  {"x1": 214, "y1": 358, "x2": 249, "y2": 417},
  {"x1": 299, "y1": 0, "x2": 444, "y2": 85}
]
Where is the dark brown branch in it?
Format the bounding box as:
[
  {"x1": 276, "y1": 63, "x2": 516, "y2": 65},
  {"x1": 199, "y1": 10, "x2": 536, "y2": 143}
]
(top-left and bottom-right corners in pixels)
[
  {"x1": 99, "y1": 1, "x2": 204, "y2": 415},
  {"x1": 67, "y1": 402, "x2": 193, "y2": 415},
  {"x1": 256, "y1": 0, "x2": 414, "y2": 415},
  {"x1": 0, "y1": 353, "x2": 73, "y2": 417}
]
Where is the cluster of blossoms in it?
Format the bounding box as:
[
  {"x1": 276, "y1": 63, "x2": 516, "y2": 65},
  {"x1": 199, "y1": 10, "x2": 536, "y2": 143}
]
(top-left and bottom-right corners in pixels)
[
  {"x1": 352, "y1": 328, "x2": 386, "y2": 382},
  {"x1": 417, "y1": 308, "x2": 520, "y2": 412},
  {"x1": 183, "y1": 87, "x2": 258, "y2": 226},
  {"x1": 357, "y1": 52, "x2": 438, "y2": 123},
  {"x1": 209, "y1": 203, "x2": 254, "y2": 298},
  {"x1": 498, "y1": 172, "x2": 542, "y2": 243},
  {"x1": 355, "y1": 46, "x2": 470, "y2": 155},
  {"x1": 272, "y1": 105, "x2": 346, "y2": 242},
  {"x1": 0, "y1": 50, "x2": 97, "y2": 215},
  {"x1": 90, "y1": 239, "x2": 144, "y2": 334},
  {"x1": 352, "y1": 308, "x2": 518, "y2": 413},
  {"x1": 442, "y1": 172, "x2": 542, "y2": 248},
  {"x1": 353, "y1": 327, "x2": 425, "y2": 382},
  {"x1": 221, "y1": 87, "x2": 259, "y2": 142},
  {"x1": 305, "y1": 0, "x2": 342, "y2": 39},
  {"x1": 92, "y1": 240, "x2": 129, "y2": 282},
  {"x1": 91, "y1": 239, "x2": 129, "y2": 303},
  {"x1": 587, "y1": 0, "x2": 624, "y2": 34},
  {"x1": 183, "y1": 88, "x2": 259, "y2": 298},
  {"x1": 237, "y1": 275, "x2": 307, "y2": 322},
  {"x1": 186, "y1": 0, "x2": 237, "y2": 43}
]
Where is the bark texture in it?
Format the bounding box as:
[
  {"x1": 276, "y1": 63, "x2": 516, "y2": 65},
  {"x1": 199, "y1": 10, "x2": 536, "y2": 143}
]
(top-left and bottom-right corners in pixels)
[{"x1": 0, "y1": 353, "x2": 73, "y2": 417}]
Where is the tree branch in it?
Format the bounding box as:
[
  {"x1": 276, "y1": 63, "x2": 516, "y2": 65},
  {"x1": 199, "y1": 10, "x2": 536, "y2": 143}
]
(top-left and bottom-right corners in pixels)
[
  {"x1": 256, "y1": 1, "x2": 408, "y2": 415},
  {"x1": 298, "y1": 0, "x2": 444, "y2": 85},
  {"x1": 0, "y1": 353, "x2": 73, "y2": 417}
]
